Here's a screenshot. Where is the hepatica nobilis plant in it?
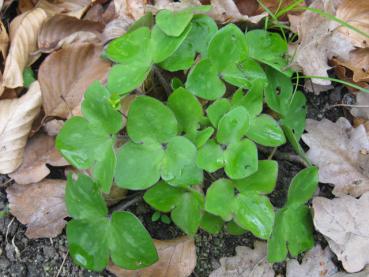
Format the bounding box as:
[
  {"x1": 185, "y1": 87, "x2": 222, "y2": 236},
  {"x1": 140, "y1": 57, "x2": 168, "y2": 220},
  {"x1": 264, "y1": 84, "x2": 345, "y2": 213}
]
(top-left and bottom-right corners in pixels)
[{"x1": 56, "y1": 5, "x2": 319, "y2": 272}]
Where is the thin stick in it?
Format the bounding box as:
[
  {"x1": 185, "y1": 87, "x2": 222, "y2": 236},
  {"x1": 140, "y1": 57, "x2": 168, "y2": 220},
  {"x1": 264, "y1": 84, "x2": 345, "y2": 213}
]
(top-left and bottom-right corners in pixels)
[
  {"x1": 5, "y1": 217, "x2": 15, "y2": 244},
  {"x1": 258, "y1": 146, "x2": 308, "y2": 168},
  {"x1": 110, "y1": 192, "x2": 144, "y2": 213},
  {"x1": 55, "y1": 250, "x2": 69, "y2": 277},
  {"x1": 153, "y1": 65, "x2": 171, "y2": 96}
]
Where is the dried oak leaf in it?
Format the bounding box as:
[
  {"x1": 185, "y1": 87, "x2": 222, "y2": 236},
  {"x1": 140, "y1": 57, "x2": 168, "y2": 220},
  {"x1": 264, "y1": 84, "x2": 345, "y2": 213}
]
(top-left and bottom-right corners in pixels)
[
  {"x1": 107, "y1": 236, "x2": 196, "y2": 277},
  {"x1": 38, "y1": 15, "x2": 104, "y2": 53},
  {"x1": 289, "y1": 0, "x2": 354, "y2": 86},
  {"x1": 351, "y1": 92, "x2": 369, "y2": 120},
  {"x1": 38, "y1": 43, "x2": 111, "y2": 119},
  {"x1": 209, "y1": 241, "x2": 274, "y2": 277},
  {"x1": 6, "y1": 179, "x2": 67, "y2": 239},
  {"x1": 0, "y1": 81, "x2": 42, "y2": 174},
  {"x1": 8, "y1": 133, "x2": 68, "y2": 185},
  {"x1": 313, "y1": 193, "x2": 369, "y2": 273},
  {"x1": 287, "y1": 245, "x2": 369, "y2": 277},
  {"x1": 301, "y1": 118, "x2": 369, "y2": 197},
  {"x1": 2, "y1": 8, "x2": 48, "y2": 90}
]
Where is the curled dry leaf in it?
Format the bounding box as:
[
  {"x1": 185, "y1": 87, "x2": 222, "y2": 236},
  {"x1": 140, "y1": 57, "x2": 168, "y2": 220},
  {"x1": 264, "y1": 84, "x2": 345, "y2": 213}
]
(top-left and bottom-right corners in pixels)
[
  {"x1": 107, "y1": 236, "x2": 196, "y2": 277},
  {"x1": 2, "y1": 8, "x2": 48, "y2": 90},
  {"x1": 313, "y1": 193, "x2": 369, "y2": 273},
  {"x1": 38, "y1": 15, "x2": 104, "y2": 53},
  {"x1": 0, "y1": 20, "x2": 9, "y2": 59},
  {"x1": 289, "y1": 0, "x2": 354, "y2": 86},
  {"x1": 43, "y1": 119, "x2": 64, "y2": 136},
  {"x1": 8, "y1": 133, "x2": 68, "y2": 185},
  {"x1": 209, "y1": 241, "x2": 274, "y2": 277},
  {"x1": 6, "y1": 179, "x2": 67, "y2": 239},
  {"x1": 301, "y1": 118, "x2": 369, "y2": 197},
  {"x1": 334, "y1": 49, "x2": 369, "y2": 84},
  {"x1": 0, "y1": 81, "x2": 42, "y2": 174},
  {"x1": 286, "y1": 245, "x2": 338, "y2": 277},
  {"x1": 38, "y1": 43, "x2": 111, "y2": 119}
]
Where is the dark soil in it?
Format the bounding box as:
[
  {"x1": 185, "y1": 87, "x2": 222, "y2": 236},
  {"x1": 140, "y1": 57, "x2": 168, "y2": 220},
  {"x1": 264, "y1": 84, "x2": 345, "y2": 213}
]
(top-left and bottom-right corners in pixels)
[{"x1": 0, "y1": 85, "x2": 353, "y2": 277}]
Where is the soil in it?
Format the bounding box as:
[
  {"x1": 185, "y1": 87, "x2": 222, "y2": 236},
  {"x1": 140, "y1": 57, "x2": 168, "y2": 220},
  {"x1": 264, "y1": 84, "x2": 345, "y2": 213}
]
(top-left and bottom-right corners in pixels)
[{"x1": 0, "y1": 84, "x2": 354, "y2": 277}]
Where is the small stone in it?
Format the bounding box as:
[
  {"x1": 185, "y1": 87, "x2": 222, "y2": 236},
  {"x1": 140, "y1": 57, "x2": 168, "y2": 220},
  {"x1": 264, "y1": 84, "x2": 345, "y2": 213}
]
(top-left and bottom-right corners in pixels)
[
  {"x1": 5, "y1": 244, "x2": 15, "y2": 261},
  {"x1": 43, "y1": 246, "x2": 56, "y2": 258}
]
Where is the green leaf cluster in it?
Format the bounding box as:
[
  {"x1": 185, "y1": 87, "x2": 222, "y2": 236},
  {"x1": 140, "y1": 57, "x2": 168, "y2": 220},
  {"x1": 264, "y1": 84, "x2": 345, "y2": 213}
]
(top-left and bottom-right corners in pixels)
[{"x1": 54, "y1": 6, "x2": 316, "y2": 272}]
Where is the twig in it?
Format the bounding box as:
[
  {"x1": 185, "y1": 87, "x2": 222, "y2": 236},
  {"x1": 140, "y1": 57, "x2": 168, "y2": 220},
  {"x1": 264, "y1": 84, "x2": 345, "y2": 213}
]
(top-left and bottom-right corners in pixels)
[
  {"x1": 109, "y1": 192, "x2": 144, "y2": 213},
  {"x1": 55, "y1": 250, "x2": 69, "y2": 277},
  {"x1": 258, "y1": 146, "x2": 308, "y2": 168},
  {"x1": 5, "y1": 217, "x2": 15, "y2": 244},
  {"x1": 153, "y1": 65, "x2": 171, "y2": 96}
]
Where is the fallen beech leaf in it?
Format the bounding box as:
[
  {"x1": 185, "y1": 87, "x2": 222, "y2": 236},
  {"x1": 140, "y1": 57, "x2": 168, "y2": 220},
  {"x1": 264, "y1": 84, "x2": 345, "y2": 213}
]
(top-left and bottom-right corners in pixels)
[
  {"x1": 2, "y1": 8, "x2": 48, "y2": 89},
  {"x1": 36, "y1": 0, "x2": 91, "y2": 18},
  {"x1": 0, "y1": 81, "x2": 42, "y2": 174},
  {"x1": 18, "y1": 0, "x2": 38, "y2": 13},
  {"x1": 351, "y1": 93, "x2": 369, "y2": 120},
  {"x1": 114, "y1": 0, "x2": 145, "y2": 19},
  {"x1": 289, "y1": 0, "x2": 354, "y2": 86},
  {"x1": 0, "y1": 20, "x2": 9, "y2": 59},
  {"x1": 83, "y1": 3, "x2": 105, "y2": 23},
  {"x1": 313, "y1": 193, "x2": 369, "y2": 273},
  {"x1": 335, "y1": 49, "x2": 369, "y2": 84},
  {"x1": 38, "y1": 15, "x2": 103, "y2": 53},
  {"x1": 6, "y1": 179, "x2": 67, "y2": 239},
  {"x1": 209, "y1": 241, "x2": 274, "y2": 277},
  {"x1": 43, "y1": 119, "x2": 64, "y2": 136},
  {"x1": 301, "y1": 118, "x2": 369, "y2": 197},
  {"x1": 38, "y1": 43, "x2": 111, "y2": 119},
  {"x1": 286, "y1": 245, "x2": 338, "y2": 277},
  {"x1": 8, "y1": 133, "x2": 68, "y2": 185},
  {"x1": 107, "y1": 236, "x2": 196, "y2": 277},
  {"x1": 336, "y1": 0, "x2": 369, "y2": 48}
]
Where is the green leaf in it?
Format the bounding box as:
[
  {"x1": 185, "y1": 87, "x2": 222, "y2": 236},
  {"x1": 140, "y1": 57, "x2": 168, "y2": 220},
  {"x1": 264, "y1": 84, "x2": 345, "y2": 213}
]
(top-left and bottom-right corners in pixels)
[
  {"x1": 226, "y1": 221, "x2": 247, "y2": 235},
  {"x1": 56, "y1": 117, "x2": 111, "y2": 169},
  {"x1": 82, "y1": 81, "x2": 123, "y2": 134},
  {"x1": 144, "y1": 181, "x2": 184, "y2": 212},
  {"x1": 221, "y1": 58, "x2": 267, "y2": 88},
  {"x1": 217, "y1": 107, "x2": 250, "y2": 145},
  {"x1": 105, "y1": 27, "x2": 151, "y2": 66},
  {"x1": 207, "y1": 98, "x2": 231, "y2": 128},
  {"x1": 267, "y1": 206, "x2": 315, "y2": 262},
  {"x1": 200, "y1": 213, "x2": 224, "y2": 234},
  {"x1": 151, "y1": 211, "x2": 161, "y2": 222},
  {"x1": 156, "y1": 9, "x2": 193, "y2": 37},
  {"x1": 189, "y1": 127, "x2": 214, "y2": 148},
  {"x1": 171, "y1": 192, "x2": 203, "y2": 236},
  {"x1": 186, "y1": 58, "x2": 226, "y2": 100},
  {"x1": 167, "y1": 163, "x2": 203, "y2": 187},
  {"x1": 127, "y1": 96, "x2": 178, "y2": 143},
  {"x1": 171, "y1": 77, "x2": 184, "y2": 90},
  {"x1": 107, "y1": 63, "x2": 151, "y2": 96},
  {"x1": 208, "y1": 24, "x2": 248, "y2": 72},
  {"x1": 234, "y1": 160, "x2": 278, "y2": 194},
  {"x1": 92, "y1": 142, "x2": 116, "y2": 193},
  {"x1": 67, "y1": 218, "x2": 110, "y2": 271},
  {"x1": 196, "y1": 139, "x2": 224, "y2": 173},
  {"x1": 115, "y1": 141, "x2": 164, "y2": 190},
  {"x1": 159, "y1": 41, "x2": 196, "y2": 71},
  {"x1": 23, "y1": 67, "x2": 36, "y2": 88},
  {"x1": 161, "y1": 214, "x2": 171, "y2": 224},
  {"x1": 233, "y1": 193, "x2": 275, "y2": 239},
  {"x1": 245, "y1": 30, "x2": 291, "y2": 76},
  {"x1": 246, "y1": 114, "x2": 286, "y2": 147},
  {"x1": 110, "y1": 211, "x2": 158, "y2": 270},
  {"x1": 224, "y1": 139, "x2": 258, "y2": 179},
  {"x1": 205, "y1": 179, "x2": 235, "y2": 221},
  {"x1": 65, "y1": 174, "x2": 108, "y2": 219},
  {"x1": 161, "y1": 136, "x2": 197, "y2": 181},
  {"x1": 150, "y1": 24, "x2": 192, "y2": 63},
  {"x1": 127, "y1": 13, "x2": 154, "y2": 33},
  {"x1": 231, "y1": 81, "x2": 265, "y2": 118},
  {"x1": 167, "y1": 88, "x2": 203, "y2": 134},
  {"x1": 286, "y1": 167, "x2": 319, "y2": 206}
]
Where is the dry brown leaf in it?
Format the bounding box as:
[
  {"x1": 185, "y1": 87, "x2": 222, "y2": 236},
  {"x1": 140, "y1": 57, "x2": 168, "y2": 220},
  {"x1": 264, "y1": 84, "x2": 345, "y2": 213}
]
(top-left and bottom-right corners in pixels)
[
  {"x1": 313, "y1": 193, "x2": 369, "y2": 273},
  {"x1": 38, "y1": 43, "x2": 111, "y2": 119},
  {"x1": 0, "y1": 81, "x2": 42, "y2": 174},
  {"x1": 351, "y1": 93, "x2": 369, "y2": 120},
  {"x1": 0, "y1": 20, "x2": 9, "y2": 59},
  {"x1": 43, "y1": 119, "x2": 64, "y2": 136},
  {"x1": 6, "y1": 179, "x2": 67, "y2": 239},
  {"x1": 36, "y1": 0, "x2": 92, "y2": 18},
  {"x1": 335, "y1": 49, "x2": 369, "y2": 83},
  {"x1": 287, "y1": 245, "x2": 369, "y2": 277},
  {"x1": 83, "y1": 3, "x2": 104, "y2": 23},
  {"x1": 209, "y1": 241, "x2": 274, "y2": 277},
  {"x1": 8, "y1": 133, "x2": 68, "y2": 185},
  {"x1": 18, "y1": 0, "x2": 38, "y2": 13},
  {"x1": 301, "y1": 117, "x2": 369, "y2": 197},
  {"x1": 38, "y1": 15, "x2": 103, "y2": 53},
  {"x1": 114, "y1": 0, "x2": 145, "y2": 19},
  {"x1": 289, "y1": 0, "x2": 354, "y2": 86},
  {"x1": 336, "y1": 0, "x2": 369, "y2": 48},
  {"x1": 2, "y1": 8, "x2": 48, "y2": 90},
  {"x1": 286, "y1": 245, "x2": 338, "y2": 277},
  {"x1": 107, "y1": 236, "x2": 196, "y2": 277}
]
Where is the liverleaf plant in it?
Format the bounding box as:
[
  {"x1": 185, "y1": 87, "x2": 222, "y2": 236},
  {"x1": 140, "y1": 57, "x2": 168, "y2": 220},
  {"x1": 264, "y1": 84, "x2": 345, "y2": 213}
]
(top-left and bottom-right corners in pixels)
[{"x1": 55, "y1": 5, "x2": 317, "y2": 273}]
